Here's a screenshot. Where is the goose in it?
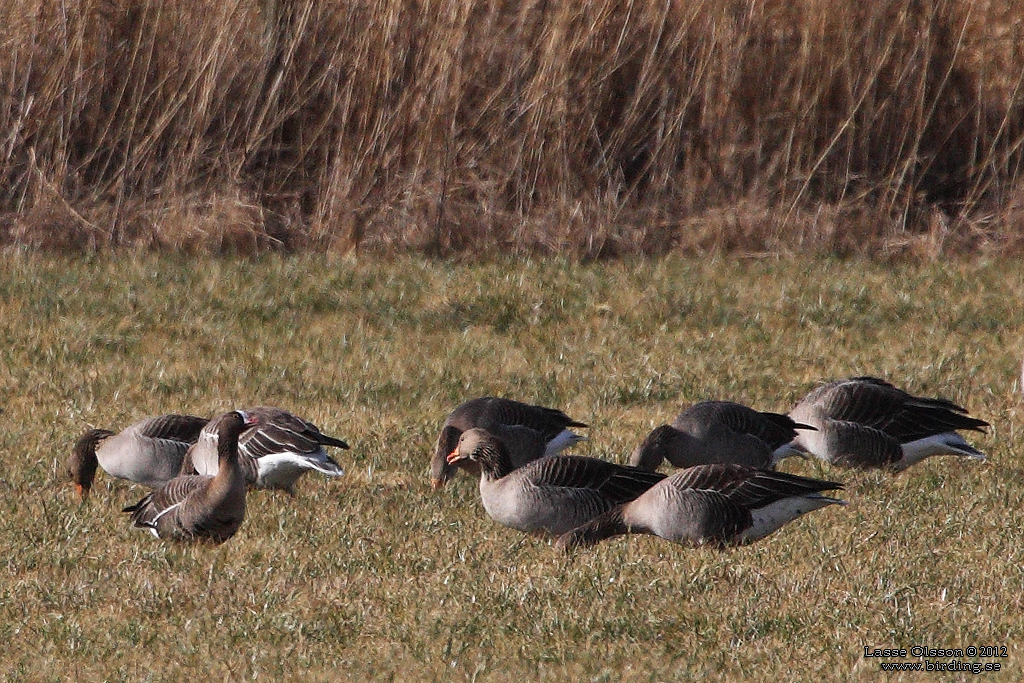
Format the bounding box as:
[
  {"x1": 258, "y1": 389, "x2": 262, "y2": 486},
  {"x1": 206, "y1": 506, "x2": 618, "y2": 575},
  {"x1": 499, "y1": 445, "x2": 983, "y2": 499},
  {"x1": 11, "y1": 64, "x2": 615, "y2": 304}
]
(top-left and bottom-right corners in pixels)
[
  {"x1": 447, "y1": 428, "x2": 665, "y2": 535},
  {"x1": 629, "y1": 401, "x2": 812, "y2": 472},
  {"x1": 180, "y1": 407, "x2": 348, "y2": 492},
  {"x1": 68, "y1": 414, "x2": 210, "y2": 500},
  {"x1": 431, "y1": 397, "x2": 588, "y2": 489},
  {"x1": 123, "y1": 410, "x2": 257, "y2": 543},
  {"x1": 556, "y1": 464, "x2": 845, "y2": 551},
  {"x1": 788, "y1": 376, "x2": 990, "y2": 471}
]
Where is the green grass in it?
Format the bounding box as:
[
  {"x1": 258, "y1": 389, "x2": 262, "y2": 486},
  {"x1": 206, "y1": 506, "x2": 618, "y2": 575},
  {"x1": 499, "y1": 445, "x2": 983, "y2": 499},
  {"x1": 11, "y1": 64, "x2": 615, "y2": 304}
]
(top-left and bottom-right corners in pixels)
[{"x1": 1, "y1": 253, "x2": 1021, "y2": 681}]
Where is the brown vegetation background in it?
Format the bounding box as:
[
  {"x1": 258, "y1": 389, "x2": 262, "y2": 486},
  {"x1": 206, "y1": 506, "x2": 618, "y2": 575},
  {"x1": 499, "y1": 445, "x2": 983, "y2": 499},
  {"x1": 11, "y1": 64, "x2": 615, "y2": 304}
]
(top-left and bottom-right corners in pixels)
[{"x1": 2, "y1": 0, "x2": 1023, "y2": 257}]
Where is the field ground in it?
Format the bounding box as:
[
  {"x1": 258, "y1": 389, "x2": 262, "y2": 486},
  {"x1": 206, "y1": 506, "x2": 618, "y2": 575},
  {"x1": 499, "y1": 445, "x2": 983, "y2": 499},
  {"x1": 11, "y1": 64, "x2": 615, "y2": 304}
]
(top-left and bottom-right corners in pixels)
[{"x1": 1, "y1": 253, "x2": 1022, "y2": 681}]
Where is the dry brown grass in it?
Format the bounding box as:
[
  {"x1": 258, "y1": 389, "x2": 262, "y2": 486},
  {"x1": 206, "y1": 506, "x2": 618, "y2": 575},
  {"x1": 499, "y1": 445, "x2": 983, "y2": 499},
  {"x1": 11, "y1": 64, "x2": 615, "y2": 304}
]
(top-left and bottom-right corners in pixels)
[{"x1": 2, "y1": 0, "x2": 1024, "y2": 256}]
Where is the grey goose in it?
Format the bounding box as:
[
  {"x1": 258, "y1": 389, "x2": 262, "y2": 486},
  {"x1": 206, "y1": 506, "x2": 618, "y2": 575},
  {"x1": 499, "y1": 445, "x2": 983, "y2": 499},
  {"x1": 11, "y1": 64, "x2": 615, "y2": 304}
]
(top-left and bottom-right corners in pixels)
[
  {"x1": 180, "y1": 406, "x2": 348, "y2": 492},
  {"x1": 446, "y1": 428, "x2": 664, "y2": 535},
  {"x1": 123, "y1": 410, "x2": 257, "y2": 543},
  {"x1": 69, "y1": 414, "x2": 209, "y2": 500},
  {"x1": 432, "y1": 397, "x2": 588, "y2": 489},
  {"x1": 556, "y1": 464, "x2": 845, "y2": 551},
  {"x1": 629, "y1": 401, "x2": 811, "y2": 471},
  {"x1": 788, "y1": 376, "x2": 989, "y2": 471}
]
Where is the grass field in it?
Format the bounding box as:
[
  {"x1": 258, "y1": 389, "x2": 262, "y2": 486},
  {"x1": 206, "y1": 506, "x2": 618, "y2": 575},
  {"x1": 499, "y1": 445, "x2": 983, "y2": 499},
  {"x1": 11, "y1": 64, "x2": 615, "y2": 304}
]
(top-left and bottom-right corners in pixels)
[{"x1": 0, "y1": 253, "x2": 1020, "y2": 681}]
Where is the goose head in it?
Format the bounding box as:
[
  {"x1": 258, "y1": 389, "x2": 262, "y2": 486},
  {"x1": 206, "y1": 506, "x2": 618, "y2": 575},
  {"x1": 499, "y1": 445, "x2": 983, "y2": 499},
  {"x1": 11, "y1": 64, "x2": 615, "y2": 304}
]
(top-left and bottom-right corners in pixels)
[
  {"x1": 446, "y1": 428, "x2": 514, "y2": 480},
  {"x1": 215, "y1": 410, "x2": 259, "y2": 464},
  {"x1": 68, "y1": 428, "x2": 115, "y2": 500},
  {"x1": 431, "y1": 425, "x2": 464, "y2": 490},
  {"x1": 629, "y1": 424, "x2": 682, "y2": 471}
]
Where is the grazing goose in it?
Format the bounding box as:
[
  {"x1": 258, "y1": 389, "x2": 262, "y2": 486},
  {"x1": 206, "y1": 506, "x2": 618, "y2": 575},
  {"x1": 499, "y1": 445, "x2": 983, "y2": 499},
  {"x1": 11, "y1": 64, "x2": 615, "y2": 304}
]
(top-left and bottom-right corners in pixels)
[
  {"x1": 447, "y1": 428, "x2": 665, "y2": 535},
  {"x1": 123, "y1": 410, "x2": 257, "y2": 543},
  {"x1": 432, "y1": 397, "x2": 588, "y2": 489},
  {"x1": 181, "y1": 407, "x2": 348, "y2": 492},
  {"x1": 629, "y1": 401, "x2": 811, "y2": 472},
  {"x1": 556, "y1": 464, "x2": 845, "y2": 551},
  {"x1": 788, "y1": 376, "x2": 990, "y2": 471},
  {"x1": 68, "y1": 414, "x2": 210, "y2": 500}
]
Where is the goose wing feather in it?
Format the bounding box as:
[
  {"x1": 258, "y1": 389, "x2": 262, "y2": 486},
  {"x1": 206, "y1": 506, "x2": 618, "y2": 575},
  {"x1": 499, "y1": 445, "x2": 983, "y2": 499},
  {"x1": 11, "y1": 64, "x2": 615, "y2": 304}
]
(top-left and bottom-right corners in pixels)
[
  {"x1": 804, "y1": 377, "x2": 988, "y2": 442},
  {"x1": 447, "y1": 397, "x2": 586, "y2": 435},
  {"x1": 133, "y1": 414, "x2": 210, "y2": 443},
  {"x1": 522, "y1": 456, "x2": 665, "y2": 503},
  {"x1": 476, "y1": 398, "x2": 588, "y2": 436},
  {"x1": 668, "y1": 464, "x2": 843, "y2": 509},
  {"x1": 241, "y1": 407, "x2": 349, "y2": 456},
  {"x1": 122, "y1": 475, "x2": 208, "y2": 527}
]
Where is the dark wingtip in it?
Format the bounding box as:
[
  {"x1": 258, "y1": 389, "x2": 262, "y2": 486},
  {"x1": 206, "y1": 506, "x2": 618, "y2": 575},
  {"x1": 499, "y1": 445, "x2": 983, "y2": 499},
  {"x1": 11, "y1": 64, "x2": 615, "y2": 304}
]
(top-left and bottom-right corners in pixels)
[
  {"x1": 320, "y1": 435, "x2": 350, "y2": 450},
  {"x1": 970, "y1": 418, "x2": 991, "y2": 432}
]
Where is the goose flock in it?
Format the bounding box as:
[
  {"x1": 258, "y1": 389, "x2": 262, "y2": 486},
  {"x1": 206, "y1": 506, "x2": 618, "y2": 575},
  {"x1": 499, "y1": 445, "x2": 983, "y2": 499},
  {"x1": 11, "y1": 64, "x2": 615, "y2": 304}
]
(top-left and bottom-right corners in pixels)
[
  {"x1": 69, "y1": 407, "x2": 350, "y2": 543},
  {"x1": 68, "y1": 376, "x2": 989, "y2": 549}
]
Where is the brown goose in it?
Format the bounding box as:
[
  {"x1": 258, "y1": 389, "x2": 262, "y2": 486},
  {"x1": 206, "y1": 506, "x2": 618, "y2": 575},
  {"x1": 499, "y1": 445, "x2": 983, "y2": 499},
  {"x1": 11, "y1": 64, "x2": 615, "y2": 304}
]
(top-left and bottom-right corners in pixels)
[
  {"x1": 788, "y1": 376, "x2": 989, "y2": 471},
  {"x1": 447, "y1": 428, "x2": 665, "y2": 535},
  {"x1": 629, "y1": 401, "x2": 811, "y2": 472},
  {"x1": 180, "y1": 407, "x2": 348, "y2": 493},
  {"x1": 123, "y1": 410, "x2": 257, "y2": 543},
  {"x1": 432, "y1": 397, "x2": 588, "y2": 489},
  {"x1": 68, "y1": 414, "x2": 210, "y2": 500},
  {"x1": 556, "y1": 464, "x2": 845, "y2": 551}
]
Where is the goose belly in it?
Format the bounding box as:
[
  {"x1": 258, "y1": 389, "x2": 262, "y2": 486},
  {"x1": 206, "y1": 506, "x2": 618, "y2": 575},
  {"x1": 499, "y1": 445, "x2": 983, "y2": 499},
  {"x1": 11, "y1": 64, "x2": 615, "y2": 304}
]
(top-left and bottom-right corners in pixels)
[
  {"x1": 253, "y1": 452, "x2": 318, "y2": 489},
  {"x1": 740, "y1": 496, "x2": 838, "y2": 543}
]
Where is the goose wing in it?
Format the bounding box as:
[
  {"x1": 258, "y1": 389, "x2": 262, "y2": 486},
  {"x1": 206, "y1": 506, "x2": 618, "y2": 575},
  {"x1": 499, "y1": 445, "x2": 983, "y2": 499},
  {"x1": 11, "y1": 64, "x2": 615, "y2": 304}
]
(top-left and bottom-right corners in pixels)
[
  {"x1": 241, "y1": 407, "x2": 349, "y2": 457},
  {"x1": 521, "y1": 456, "x2": 665, "y2": 504},
  {"x1": 669, "y1": 464, "x2": 843, "y2": 509},
  {"x1": 132, "y1": 414, "x2": 210, "y2": 443},
  {"x1": 804, "y1": 377, "x2": 988, "y2": 441},
  {"x1": 122, "y1": 474, "x2": 209, "y2": 528},
  {"x1": 473, "y1": 398, "x2": 588, "y2": 438}
]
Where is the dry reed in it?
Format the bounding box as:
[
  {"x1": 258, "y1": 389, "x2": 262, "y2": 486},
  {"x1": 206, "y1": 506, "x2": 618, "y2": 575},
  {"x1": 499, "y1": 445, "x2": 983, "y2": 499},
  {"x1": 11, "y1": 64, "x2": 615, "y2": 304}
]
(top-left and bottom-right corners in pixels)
[{"x1": 2, "y1": 0, "x2": 1022, "y2": 256}]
